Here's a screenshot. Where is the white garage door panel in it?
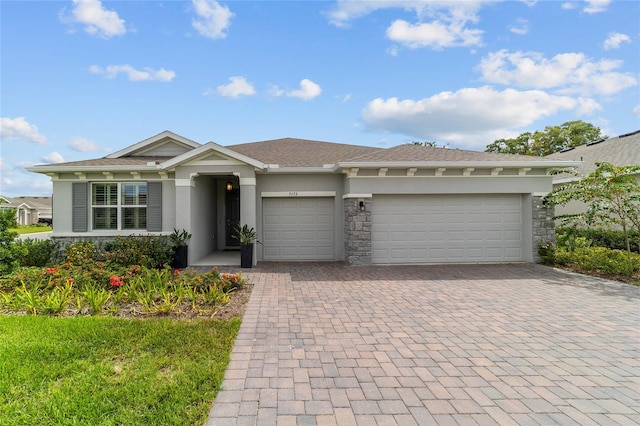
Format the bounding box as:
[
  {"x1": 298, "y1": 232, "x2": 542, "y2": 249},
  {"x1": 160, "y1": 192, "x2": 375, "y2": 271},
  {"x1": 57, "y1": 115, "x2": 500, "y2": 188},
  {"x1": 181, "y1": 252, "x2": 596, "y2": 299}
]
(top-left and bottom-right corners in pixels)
[
  {"x1": 372, "y1": 194, "x2": 523, "y2": 264},
  {"x1": 263, "y1": 198, "x2": 335, "y2": 260}
]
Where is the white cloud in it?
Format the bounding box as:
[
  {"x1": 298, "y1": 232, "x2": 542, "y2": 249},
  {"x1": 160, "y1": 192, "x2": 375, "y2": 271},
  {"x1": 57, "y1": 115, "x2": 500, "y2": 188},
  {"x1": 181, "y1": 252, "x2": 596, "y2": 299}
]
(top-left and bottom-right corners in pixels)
[
  {"x1": 287, "y1": 79, "x2": 322, "y2": 100},
  {"x1": 478, "y1": 50, "x2": 637, "y2": 96},
  {"x1": 328, "y1": 1, "x2": 486, "y2": 49},
  {"x1": 603, "y1": 32, "x2": 631, "y2": 50},
  {"x1": 0, "y1": 157, "x2": 52, "y2": 197},
  {"x1": 0, "y1": 117, "x2": 48, "y2": 144},
  {"x1": 267, "y1": 84, "x2": 285, "y2": 98},
  {"x1": 361, "y1": 87, "x2": 582, "y2": 149},
  {"x1": 67, "y1": 0, "x2": 126, "y2": 38},
  {"x1": 192, "y1": 0, "x2": 233, "y2": 39},
  {"x1": 213, "y1": 76, "x2": 256, "y2": 98},
  {"x1": 583, "y1": 0, "x2": 611, "y2": 14},
  {"x1": 41, "y1": 152, "x2": 65, "y2": 164},
  {"x1": 0, "y1": 157, "x2": 11, "y2": 174},
  {"x1": 89, "y1": 64, "x2": 176, "y2": 82},
  {"x1": 509, "y1": 18, "x2": 529, "y2": 35},
  {"x1": 386, "y1": 19, "x2": 483, "y2": 50},
  {"x1": 633, "y1": 105, "x2": 640, "y2": 116},
  {"x1": 561, "y1": 2, "x2": 577, "y2": 10},
  {"x1": 68, "y1": 136, "x2": 101, "y2": 152}
]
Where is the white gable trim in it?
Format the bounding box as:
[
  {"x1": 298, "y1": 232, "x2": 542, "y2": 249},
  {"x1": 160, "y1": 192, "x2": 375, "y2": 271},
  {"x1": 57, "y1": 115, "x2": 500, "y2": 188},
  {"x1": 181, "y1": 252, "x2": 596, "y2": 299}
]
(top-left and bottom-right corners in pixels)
[
  {"x1": 106, "y1": 131, "x2": 201, "y2": 159},
  {"x1": 160, "y1": 142, "x2": 265, "y2": 170}
]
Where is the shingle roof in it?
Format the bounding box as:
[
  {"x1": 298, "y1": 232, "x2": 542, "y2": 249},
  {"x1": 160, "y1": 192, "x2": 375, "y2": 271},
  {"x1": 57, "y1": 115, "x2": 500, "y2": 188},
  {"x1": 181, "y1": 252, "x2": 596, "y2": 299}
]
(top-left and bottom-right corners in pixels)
[
  {"x1": 545, "y1": 130, "x2": 640, "y2": 177},
  {"x1": 346, "y1": 144, "x2": 549, "y2": 163},
  {"x1": 34, "y1": 156, "x2": 173, "y2": 168},
  {"x1": 227, "y1": 138, "x2": 382, "y2": 167},
  {"x1": 0, "y1": 196, "x2": 51, "y2": 209}
]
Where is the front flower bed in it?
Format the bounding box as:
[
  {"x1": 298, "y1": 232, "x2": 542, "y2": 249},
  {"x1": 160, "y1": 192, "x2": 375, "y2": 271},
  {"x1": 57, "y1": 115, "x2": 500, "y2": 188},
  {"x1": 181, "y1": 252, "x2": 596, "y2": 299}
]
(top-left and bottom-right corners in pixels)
[{"x1": 0, "y1": 262, "x2": 246, "y2": 318}]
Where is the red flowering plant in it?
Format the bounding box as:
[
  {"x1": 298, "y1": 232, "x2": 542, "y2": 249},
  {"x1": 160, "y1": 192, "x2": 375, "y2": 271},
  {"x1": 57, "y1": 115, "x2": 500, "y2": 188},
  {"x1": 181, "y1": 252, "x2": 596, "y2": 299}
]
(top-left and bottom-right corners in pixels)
[
  {"x1": 109, "y1": 275, "x2": 125, "y2": 288},
  {"x1": 220, "y1": 272, "x2": 246, "y2": 293}
]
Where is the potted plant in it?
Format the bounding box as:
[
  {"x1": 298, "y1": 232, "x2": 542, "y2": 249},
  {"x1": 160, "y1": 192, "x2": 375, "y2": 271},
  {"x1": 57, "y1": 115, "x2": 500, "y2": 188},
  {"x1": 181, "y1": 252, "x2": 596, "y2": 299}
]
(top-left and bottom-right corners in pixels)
[
  {"x1": 233, "y1": 224, "x2": 260, "y2": 268},
  {"x1": 170, "y1": 228, "x2": 192, "y2": 269}
]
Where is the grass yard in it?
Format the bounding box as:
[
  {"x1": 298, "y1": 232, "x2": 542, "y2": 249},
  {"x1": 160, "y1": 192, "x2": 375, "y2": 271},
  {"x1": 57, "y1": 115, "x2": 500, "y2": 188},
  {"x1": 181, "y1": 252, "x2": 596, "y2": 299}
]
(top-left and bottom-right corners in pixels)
[
  {"x1": 0, "y1": 315, "x2": 240, "y2": 426},
  {"x1": 9, "y1": 225, "x2": 52, "y2": 234}
]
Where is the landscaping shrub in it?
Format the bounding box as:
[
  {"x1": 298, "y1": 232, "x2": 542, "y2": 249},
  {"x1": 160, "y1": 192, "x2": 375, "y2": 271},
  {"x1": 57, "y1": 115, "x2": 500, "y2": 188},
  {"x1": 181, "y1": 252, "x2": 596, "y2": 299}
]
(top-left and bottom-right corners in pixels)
[
  {"x1": 15, "y1": 238, "x2": 63, "y2": 267},
  {"x1": 554, "y1": 246, "x2": 640, "y2": 277},
  {"x1": 0, "y1": 212, "x2": 22, "y2": 276},
  {"x1": 103, "y1": 235, "x2": 173, "y2": 269},
  {"x1": 556, "y1": 226, "x2": 639, "y2": 253},
  {"x1": 0, "y1": 263, "x2": 246, "y2": 317}
]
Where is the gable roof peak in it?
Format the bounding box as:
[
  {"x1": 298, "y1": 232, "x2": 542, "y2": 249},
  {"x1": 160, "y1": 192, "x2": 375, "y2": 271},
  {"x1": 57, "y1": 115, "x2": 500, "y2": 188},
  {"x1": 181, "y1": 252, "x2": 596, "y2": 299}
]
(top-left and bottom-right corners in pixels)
[{"x1": 106, "y1": 130, "x2": 201, "y2": 159}]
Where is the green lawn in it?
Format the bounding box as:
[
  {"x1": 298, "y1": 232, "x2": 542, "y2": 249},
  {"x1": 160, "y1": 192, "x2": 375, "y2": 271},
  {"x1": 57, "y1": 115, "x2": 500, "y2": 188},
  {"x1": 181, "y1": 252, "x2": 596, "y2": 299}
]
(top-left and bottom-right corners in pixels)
[
  {"x1": 0, "y1": 315, "x2": 240, "y2": 425},
  {"x1": 9, "y1": 225, "x2": 52, "y2": 234}
]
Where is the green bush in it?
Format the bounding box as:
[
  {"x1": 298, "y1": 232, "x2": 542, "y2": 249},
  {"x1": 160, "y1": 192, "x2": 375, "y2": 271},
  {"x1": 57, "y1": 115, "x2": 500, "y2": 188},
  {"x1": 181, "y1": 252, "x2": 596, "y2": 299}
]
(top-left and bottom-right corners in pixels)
[
  {"x1": 557, "y1": 227, "x2": 639, "y2": 253},
  {"x1": 103, "y1": 235, "x2": 173, "y2": 269},
  {"x1": 15, "y1": 238, "x2": 63, "y2": 267},
  {"x1": 554, "y1": 246, "x2": 640, "y2": 277},
  {"x1": 0, "y1": 212, "x2": 22, "y2": 276}
]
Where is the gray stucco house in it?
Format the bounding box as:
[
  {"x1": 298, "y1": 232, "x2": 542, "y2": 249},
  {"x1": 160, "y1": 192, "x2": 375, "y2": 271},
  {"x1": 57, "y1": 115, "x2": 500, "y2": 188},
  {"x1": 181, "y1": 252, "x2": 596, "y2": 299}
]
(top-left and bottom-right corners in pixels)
[{"x1": 28, "y1": 131, "x2": 578, "y2": 266}]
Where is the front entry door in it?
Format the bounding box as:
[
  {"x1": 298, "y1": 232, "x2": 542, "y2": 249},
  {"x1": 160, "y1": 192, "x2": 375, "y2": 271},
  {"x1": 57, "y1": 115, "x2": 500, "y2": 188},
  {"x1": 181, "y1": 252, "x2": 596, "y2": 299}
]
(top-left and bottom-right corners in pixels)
[{"x1": 225, "y1": 187, "x2": 240, "y2": 247}]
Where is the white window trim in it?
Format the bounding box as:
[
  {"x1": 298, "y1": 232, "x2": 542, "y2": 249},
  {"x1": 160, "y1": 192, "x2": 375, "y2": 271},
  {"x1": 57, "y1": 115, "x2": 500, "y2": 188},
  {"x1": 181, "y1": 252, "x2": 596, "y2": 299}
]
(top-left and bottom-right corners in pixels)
[{"x1": 90, "y1": 182, "x2": 148, "y2": 231}]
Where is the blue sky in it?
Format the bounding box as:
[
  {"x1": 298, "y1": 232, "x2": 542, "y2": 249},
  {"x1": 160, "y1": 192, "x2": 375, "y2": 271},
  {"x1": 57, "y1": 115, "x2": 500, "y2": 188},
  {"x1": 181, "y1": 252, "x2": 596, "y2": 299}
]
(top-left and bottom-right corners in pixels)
[{"x1": 1, "y1": 0, "x2": 638, "y2": 196}]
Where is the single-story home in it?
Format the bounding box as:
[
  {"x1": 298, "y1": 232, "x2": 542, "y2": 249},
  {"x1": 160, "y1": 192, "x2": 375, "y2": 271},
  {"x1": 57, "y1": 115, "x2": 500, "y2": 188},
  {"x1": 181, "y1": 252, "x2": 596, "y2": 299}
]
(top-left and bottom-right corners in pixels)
[
  {"x1": 28, "y1": 131, "x2": 579, "y2": 266},
  {"x1": 0, "y1": 195, "x2": 52, "y2": 226},
  {"x1": 545, "y1": 129, "x2": 640, "y2": 221}
]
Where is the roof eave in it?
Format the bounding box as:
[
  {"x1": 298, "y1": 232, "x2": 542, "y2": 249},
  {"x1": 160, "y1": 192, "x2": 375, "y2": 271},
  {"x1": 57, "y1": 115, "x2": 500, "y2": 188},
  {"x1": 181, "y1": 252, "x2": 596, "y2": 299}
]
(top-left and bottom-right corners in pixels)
[
  {"x1": 262, "y1": 166, "x2": 336, "y2": 173},
  {"x1": 26, "y1": 165, "x2": 160, "y2": 174},
  {"x1": 335, "y1": 160, "x2": 582, "y2": 170}
]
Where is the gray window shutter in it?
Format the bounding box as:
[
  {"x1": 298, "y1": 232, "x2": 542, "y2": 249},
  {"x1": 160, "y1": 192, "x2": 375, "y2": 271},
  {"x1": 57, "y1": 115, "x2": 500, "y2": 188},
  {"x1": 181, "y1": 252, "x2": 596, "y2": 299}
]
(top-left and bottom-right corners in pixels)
[
  {"x1": 72, "y1": 182, "x2": 88, "y2": 232},
  {"x1": 147, "y1": 181, "x2": 162, "y2": 232}
]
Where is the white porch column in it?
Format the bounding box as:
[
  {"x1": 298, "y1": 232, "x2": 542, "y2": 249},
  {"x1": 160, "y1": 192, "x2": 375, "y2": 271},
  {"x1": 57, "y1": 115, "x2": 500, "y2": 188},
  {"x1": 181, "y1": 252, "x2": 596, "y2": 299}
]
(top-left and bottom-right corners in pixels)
[
  {"x1": 239, "y1": 175, "x2": 257, "y2": 265},
  {"x1": 175, "y1": 176, "x2": 195, "y2": 262}
]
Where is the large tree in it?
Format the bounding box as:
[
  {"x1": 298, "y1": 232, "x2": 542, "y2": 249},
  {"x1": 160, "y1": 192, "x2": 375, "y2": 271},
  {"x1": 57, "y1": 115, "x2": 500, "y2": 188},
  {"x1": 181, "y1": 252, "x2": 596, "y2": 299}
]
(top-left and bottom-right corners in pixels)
[{"x1": 485, "y1": 120, "x2": 606, "y2": 156}]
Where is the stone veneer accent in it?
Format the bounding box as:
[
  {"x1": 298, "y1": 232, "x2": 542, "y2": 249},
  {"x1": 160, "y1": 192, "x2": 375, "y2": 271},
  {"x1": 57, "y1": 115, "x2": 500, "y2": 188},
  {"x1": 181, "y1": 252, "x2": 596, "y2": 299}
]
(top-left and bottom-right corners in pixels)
[
  {"x1": 532, "y1": 195, "x2": 555, "y2": 263},
  {"x1": 344, "y1": 198, "x2": 372, "y2": 265}
]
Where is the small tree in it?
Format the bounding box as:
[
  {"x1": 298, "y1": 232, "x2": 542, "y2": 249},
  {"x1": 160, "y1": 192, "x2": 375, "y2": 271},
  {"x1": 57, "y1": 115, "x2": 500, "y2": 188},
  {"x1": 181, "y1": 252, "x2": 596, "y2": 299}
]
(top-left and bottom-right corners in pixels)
[
  {"x1": 545, "y1": 162, "x2": 640, "y2": 259},
  {"x1": 0, "y1": 203, "x2": 21, "y2": 275}
]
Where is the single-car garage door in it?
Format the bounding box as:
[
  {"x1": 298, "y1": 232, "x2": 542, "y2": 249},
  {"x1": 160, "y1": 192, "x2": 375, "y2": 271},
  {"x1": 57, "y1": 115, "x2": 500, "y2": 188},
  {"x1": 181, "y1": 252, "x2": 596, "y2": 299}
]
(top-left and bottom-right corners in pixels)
[
  {"x1": 262, "y1": 197, "x2": 335, "y2": 260},
  {"x1": 372, "y1": 194, "x2": 523, "y2": 264}
]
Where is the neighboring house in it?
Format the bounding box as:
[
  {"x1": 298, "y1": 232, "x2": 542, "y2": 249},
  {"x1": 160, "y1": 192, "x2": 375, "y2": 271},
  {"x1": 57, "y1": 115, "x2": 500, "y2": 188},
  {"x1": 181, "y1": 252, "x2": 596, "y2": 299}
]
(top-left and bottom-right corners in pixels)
[
  {"x1": 0, "y1": 195, "x2": 52, "y2": 225},
  {"x1": 545, "y1": 130, "x2": 640, "y2": 221},
  {"x1": 27, "y1": 131, "x2": 578, "y2": 266}
]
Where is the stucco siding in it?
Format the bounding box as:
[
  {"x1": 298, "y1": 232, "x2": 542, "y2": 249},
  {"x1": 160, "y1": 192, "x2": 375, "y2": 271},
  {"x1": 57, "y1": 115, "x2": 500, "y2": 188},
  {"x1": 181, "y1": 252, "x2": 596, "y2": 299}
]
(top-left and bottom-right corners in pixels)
[{"x1": 52, "y1": 181, "x2": 73, "y2": 233}]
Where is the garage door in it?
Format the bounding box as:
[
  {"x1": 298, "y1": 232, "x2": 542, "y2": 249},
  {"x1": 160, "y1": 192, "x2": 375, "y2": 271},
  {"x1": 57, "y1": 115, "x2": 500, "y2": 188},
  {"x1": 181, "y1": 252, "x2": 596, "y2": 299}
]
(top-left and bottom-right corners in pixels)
[
  {"x1": 262, "y1": 197, "x2": 335, "y2": 260},
  {"x1": 372, "y1": 194, "x2": 523, "y2": 264}
]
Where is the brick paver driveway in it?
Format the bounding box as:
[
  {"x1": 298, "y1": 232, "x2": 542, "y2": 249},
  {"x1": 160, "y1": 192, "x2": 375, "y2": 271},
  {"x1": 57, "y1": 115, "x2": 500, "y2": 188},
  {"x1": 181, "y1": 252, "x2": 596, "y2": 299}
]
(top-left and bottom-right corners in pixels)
[{"x1": 207, "y1": 263, "x2": 639, "y2": 425}]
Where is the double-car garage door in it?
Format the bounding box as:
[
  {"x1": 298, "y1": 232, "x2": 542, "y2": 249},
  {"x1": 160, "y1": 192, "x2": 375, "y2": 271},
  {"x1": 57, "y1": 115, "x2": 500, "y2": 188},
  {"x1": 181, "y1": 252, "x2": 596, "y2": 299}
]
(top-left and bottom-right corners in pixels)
[
  {"x1": 372, "y1": 194, "x2": 524, "y2": 264},
  {"x1": 262, "y1": 197, "x2": 334, "y2": 260},
  {"x1": 261, "y1": 194, "x2": 524, "y2": 263}
]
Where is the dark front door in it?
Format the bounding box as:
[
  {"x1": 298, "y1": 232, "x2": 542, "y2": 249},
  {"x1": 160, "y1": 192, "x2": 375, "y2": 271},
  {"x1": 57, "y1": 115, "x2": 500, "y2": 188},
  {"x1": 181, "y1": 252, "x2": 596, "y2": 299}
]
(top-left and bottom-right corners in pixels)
[{"x1": 225, "y1": 187, "x2": 240, "y2": 247}]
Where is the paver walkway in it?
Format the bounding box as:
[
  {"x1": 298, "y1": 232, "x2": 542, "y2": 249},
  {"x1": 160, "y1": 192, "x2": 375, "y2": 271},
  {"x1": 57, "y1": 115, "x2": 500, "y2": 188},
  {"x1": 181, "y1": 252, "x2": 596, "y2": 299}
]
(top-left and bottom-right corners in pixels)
[{"x1": 206, "y1": 263, "x2": 640, "y2": 425}]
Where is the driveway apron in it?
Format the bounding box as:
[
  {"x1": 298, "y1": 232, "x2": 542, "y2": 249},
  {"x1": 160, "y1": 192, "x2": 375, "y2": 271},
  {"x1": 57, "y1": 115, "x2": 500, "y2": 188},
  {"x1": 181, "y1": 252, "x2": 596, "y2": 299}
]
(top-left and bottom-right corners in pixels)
[{"x1": 207, "y1": 263, "x2": 640, "y2": 425}]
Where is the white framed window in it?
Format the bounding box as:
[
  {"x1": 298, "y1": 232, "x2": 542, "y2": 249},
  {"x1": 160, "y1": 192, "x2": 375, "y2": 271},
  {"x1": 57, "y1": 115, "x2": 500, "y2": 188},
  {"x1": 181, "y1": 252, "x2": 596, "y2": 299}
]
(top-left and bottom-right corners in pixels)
[{"x1": 91, "y1": 182, "x2": 147, "y2": 230}]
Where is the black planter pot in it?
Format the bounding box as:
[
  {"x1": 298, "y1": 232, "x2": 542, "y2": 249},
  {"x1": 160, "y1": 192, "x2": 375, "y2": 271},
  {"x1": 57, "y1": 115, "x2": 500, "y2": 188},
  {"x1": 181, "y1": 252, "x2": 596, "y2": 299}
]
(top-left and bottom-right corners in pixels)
[
  {"x1": 172, "y1": 245, "x2": 188, "y2": 269},
  {"x1": 240, "y1": 244, "x2": 253, "y2": 268}
]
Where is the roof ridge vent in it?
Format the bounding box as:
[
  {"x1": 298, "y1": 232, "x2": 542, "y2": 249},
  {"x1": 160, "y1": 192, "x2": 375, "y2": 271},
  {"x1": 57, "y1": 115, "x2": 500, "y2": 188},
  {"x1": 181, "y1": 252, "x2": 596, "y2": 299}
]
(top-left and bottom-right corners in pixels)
[
  {"x1": 618, "y1": 130, "x2": 640, "y2": 138},
  {"x1": 586, "y1": 138, "x2": 606, "y2": 146},
  {"x1": 560, "y1": 146, "x2": 575, "y2": 153}
]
